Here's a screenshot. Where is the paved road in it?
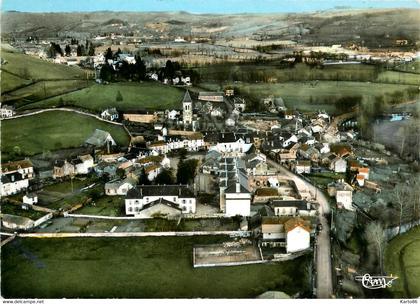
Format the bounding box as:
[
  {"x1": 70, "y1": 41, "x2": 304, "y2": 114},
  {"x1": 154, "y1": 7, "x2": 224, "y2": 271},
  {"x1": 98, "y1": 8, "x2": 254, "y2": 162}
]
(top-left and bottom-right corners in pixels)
[{"x1": 266, "y1": 158, "x2": 333, "y2": 299}]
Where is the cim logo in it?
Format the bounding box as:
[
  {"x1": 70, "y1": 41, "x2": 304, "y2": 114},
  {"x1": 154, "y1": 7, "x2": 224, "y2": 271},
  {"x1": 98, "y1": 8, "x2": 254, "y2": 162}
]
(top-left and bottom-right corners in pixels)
[{"x1": 354, "y1": 274, "x2": 398, "y2": 289}]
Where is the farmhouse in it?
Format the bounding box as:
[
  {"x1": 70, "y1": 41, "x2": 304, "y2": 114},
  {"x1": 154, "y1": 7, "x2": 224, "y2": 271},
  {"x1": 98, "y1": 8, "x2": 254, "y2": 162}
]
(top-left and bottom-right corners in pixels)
[
  {"x1": 101, "y1": 108, "x2": 119, "y2": 121},
  {"x1": 0, "y1": 104, "x2": 15, "y2": 118}
]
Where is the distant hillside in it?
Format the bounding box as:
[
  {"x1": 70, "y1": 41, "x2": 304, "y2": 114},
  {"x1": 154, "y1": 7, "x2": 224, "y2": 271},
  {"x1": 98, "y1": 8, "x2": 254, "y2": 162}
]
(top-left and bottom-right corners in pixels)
[{"x1": 1, "y1": 9, "x2": 419, "y2": 47}]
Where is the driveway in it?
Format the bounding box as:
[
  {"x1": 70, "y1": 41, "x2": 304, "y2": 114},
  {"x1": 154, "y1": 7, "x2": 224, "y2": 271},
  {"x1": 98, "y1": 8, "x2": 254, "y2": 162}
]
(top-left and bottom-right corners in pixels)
[{"x1": 266, "y1": 158, "x2": 333, "y2": 298}]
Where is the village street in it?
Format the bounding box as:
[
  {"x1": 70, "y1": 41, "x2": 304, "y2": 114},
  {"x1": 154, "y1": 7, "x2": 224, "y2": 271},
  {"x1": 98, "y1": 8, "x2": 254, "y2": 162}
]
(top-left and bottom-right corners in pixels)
[{"x1": 266, "y1": 158, "x2": 333, "y2": 299}]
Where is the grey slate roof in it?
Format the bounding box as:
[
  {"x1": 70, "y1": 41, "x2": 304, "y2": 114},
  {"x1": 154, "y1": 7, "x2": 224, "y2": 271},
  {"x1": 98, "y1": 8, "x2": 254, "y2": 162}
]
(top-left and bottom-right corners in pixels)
[
  {"x1": 126, "y1": 185, "x2": 194, "y2": 199},
  {"x1": 85, "y1": 129, "x2": 115, "y2": 147},
  {"x1": 269, "y1": 200, "x2": 314, "y2": 211},
  {"x1": 141, "y1": 198, "x2": 182, "y2": 211},
  {"x1": 182, "y1": 90, "x2": 192, "y2": 104}
]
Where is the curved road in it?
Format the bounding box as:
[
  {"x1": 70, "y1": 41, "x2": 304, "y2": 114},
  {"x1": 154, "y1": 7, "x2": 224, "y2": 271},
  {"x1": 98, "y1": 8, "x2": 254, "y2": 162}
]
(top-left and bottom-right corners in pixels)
[
  {"x1": 1, "y1": 107, "x2": 123, "y2": 126},
  {"x1": 266, "y1": 158, "x2": 333, "y2": 298}
]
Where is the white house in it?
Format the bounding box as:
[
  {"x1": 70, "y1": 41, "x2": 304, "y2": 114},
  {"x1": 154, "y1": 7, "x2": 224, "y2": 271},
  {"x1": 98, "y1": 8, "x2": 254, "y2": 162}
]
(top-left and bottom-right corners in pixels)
[
  {"x1": 75, "y1": 154, "x2": 95, "y2": 174},
  {"x1": 295, "y1": 160, "x2": 311, "y2": 174},
  {"x1": 330, "y1": 157, "x2": 347, "y2": 173},
  {"x1": 105, "y1": 178, "x2": 135, "y2": 196},
  {"x1": 233, "y1": 97, "x2": 246, "y2": 112},
  {"x1": 224, "y1": 181, "x2": 251, "y2": 217},
  {"x1": 0, "y1": 172, "x2": 29, "y2": 196},
  {"x1": 210, "y1": 107, "x2": 224, "y2": 117},
  {"x1": 23, "y1": 193, "x2": 38, "y2": 205},
  {"x1": 0, "y1": 104, "x2": 15, "y2": 118},
  {"x1": 283, "y1": 134, "x2": 298, "y2": 148},
  {"x1": 125, "y1": 185, "x2": 196, "y2": 217},
  {"x1": 261, "y1": 217, "x2": 285, "y2": 240},
  {"x1": 285, "y1": 218, "x2": 311, "y2": 253},
  {"x1": 328, "y1": 181, "x2": 354, "y2": 210},
  {"x1": 144, "y1": 164, "x2": 161, "y2": 181},
  {"x1": 211, "y1": 134, "x2": 253, "y2": 156},
  {"x1": 100, "y1": 108, "x2": 119, "y2": 121},
  {"x1": 319, "y1": 143, "x2": 330, "y2": 154},
  {"x1": 270, "y1": 200, "x2": 317, "y2": 217},
  {"x1": 1, "y1": 160, "x2": 34, "y2": 180},
  {"x1": 167, "y1": 110, "x2": 180, "y2": 120},
  {"x1": 336, "y1": 184, "x2": 353, "y2": 210},
  {"x1": 149, "y1": 73, "x2": 159, "y2": 81}
]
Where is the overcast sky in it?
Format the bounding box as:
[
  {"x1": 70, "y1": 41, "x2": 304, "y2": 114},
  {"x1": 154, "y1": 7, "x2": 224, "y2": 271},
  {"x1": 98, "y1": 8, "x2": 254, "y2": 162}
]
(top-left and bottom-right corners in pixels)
[{"x1": 2, "y1": 0, "x2": 420, "y2": 13}]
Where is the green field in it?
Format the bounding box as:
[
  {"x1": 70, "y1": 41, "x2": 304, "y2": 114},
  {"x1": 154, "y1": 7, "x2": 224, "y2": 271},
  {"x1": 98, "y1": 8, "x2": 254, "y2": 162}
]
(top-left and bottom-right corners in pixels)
[
  {"x1": 1, "y1": 237, "x2": 310, "y2": 298},
  {"x1": 0, "y1": 50, "x2": 86, "y2": 81},
  {"x1": 198, "y1": 81, "x2": 418, "y2": 113},
  {"x1": 4, "y1": 80, "x2": 89, "y2": 107},
  {"x1": 1, "y1": 111, "x2": 129, "y2": 160},
  {"x1": 1, "y1": 70, "x2": 31, "y2": 92},
  {"x1": 385, "y1": 226, "x2": 420, "y2": 298},
  {"x1": 193, "y1": 62, "x2": 420, "y2": 85},
  {"x1": 20, "y1": 82, "x2": 185, "y2": 112}
]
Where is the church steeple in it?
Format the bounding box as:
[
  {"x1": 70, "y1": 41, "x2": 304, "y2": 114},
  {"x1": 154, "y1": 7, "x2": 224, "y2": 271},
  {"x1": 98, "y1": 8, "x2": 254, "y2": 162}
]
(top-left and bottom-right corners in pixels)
[
  {"x1": 182, "y1": 90, "x2": 192, "y2": 104},
  {"x1": 182, "y1": 90, "x2": 193, "y2": 129}
]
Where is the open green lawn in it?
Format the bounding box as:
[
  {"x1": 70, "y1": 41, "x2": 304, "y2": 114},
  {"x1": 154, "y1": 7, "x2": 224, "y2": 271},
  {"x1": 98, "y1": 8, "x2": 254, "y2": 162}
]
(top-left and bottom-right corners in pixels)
[
  {"x1": 0, "y1": 50, "x2": 86, "y2": 80},
  {"x1": 199, "y1": 81, "x2": 418, "y2": 113},
  {"x1": 385, "y1": 226, "x2": 420, "y2": 298},
  {"x1": 21, "y1": 82, "x2": 185, "y2": 112},
  {"x1": 1, "y1": 237, "x2": 310, "y2": 298},
  {"x1": 1, "y1": 111, "x2": 129, "y2": 159}
]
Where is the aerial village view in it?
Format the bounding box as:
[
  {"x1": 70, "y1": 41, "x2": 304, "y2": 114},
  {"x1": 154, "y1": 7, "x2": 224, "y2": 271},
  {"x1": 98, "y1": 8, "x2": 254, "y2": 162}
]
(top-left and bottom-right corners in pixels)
[{"x1": 0, "y1": 0, "x2": 419, "y2": 302}]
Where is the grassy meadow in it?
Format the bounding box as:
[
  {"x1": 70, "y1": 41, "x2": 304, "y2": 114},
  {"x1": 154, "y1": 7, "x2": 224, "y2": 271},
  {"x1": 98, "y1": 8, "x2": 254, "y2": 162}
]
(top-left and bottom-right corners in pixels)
[
  {"x1": 20, "y1": 82, "x2": 186, "y2": 112},
  {"x1": 198, "y1": 81, "x2": 418, "y2": 113},
  {"x1": 0, "y1": 50, "x2": 86, "y2": 81},
  {"x1": 1, "y1": 237, "x2": 310, "y2": 298},
  {"x1": 1, "y1": 111, "x2": 129, "y2": 160},
  {"x1": 385, "y1": 226, "x2": 420, "y2": 298}
]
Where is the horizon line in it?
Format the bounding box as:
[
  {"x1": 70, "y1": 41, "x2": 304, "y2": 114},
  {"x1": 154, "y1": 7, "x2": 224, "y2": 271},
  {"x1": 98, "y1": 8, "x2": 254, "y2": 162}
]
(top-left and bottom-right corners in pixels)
[{"x1": 2, "y1": 7, "x2": 418, "y2": 15}]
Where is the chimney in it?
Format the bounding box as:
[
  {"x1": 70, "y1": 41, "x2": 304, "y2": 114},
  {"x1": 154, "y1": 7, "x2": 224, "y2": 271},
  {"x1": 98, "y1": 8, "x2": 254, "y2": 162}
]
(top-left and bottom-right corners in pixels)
[
  {"x1": 179, "y1": 186, "x2": 182, "y2": 196},
  {"x1": 140, "y1": 187, "x2": 143, "y2": 197},
  {"x1": 307, "y1": 202, "x2": 311, "y2": 210},
  {"x1": 236, "y1": 181, "x2": 241, "y2": 193},
  {"x1": 11, "y1": 175, "x2": 15, "y2": 182}
]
